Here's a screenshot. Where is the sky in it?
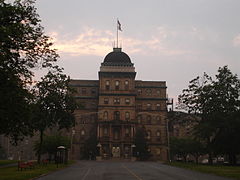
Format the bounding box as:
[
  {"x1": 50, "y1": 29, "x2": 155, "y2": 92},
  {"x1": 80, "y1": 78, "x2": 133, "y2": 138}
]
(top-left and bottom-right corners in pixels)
[{"x1": 35, "y1": 0, "x2": 240, "y2": 106}]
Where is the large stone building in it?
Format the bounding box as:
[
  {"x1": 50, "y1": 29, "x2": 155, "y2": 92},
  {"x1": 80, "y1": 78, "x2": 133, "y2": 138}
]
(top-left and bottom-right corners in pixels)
[{"x1": 70, "y1": 47, "x2": 169, "y2": 161}]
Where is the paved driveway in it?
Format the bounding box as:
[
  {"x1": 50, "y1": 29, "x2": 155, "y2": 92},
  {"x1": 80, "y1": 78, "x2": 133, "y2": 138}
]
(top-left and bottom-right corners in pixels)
[{"x1": 37, "y1": 161, "x2": 232, "y2": 180}]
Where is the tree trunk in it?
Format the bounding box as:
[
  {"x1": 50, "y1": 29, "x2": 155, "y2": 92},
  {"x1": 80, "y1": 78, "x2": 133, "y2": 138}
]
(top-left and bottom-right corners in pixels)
[
  {"x1": 229, "y1": 153, "x2": 237, "y2": 165},
  {"x1": 37, "y1": 130, "x2": 44, "y2": 164},
  {"x1": 195, "y1": 155, "x2": 199, "y2": 164},
  {"x1": 208, "y1": 152, "x2": 213, "y2": 165}
]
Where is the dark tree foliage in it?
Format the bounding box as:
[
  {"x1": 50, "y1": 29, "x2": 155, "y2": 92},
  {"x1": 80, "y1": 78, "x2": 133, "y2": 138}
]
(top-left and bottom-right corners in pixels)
[
  {"x1": 34, "y1": 134, "x2": 70, "y2": 161},
  {"x1": 0, "y1": 0, "x2": 58, "y2": 142},
  {"x1": 170, "y1": 137, "x2": 205, "y2": 163},
  {"x1": 33, "y1": 67, "x2": 76, "y2": 163},
  {"x1": 178, "y1": 66, "x2": 240, "y2": 165},
  {"x1": 134, "y1": 127, "x2": 150, "y2": 160}
]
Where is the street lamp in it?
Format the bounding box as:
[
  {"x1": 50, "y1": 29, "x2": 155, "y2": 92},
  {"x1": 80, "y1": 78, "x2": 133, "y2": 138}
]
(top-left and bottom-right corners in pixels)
[{"x1": 70, "y1": 129, "x2": 75, "y2": 160}]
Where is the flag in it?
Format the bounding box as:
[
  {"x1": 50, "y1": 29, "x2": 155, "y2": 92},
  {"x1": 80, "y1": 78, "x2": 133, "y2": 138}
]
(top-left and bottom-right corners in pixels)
[{"x1": 117, "y1": 20, "x2": 122, "y2": 31}]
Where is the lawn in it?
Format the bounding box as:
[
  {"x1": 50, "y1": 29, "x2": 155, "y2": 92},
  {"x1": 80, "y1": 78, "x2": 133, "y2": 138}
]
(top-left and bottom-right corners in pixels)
[
  {"x1": 0, "y1": 160, "x2": 18, "y2": 166},
  {"x1": 0, "y1": 161, "x2": 74, "y2": 180},
  {"x1": 168, "y1": 162, "x2": 240, "y2": 180}
]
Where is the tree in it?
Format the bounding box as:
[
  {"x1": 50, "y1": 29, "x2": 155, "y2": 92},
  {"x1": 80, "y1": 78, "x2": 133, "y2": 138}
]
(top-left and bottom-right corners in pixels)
[
  {"x1": 34, "y1": 134, "x2": 70, "y2": 162},
  {"x1": 134, "y1": 127, "x2": 150, "y2": 160},
  {"x1": 33, "y1": 67, "x2": 76, "y2": 163},
  {"x1": 178, "y1": 66, "x2": 240, "y2": 165},
  {"x1": 0, "y1": 0, "x2": 58, "y2": 142}
]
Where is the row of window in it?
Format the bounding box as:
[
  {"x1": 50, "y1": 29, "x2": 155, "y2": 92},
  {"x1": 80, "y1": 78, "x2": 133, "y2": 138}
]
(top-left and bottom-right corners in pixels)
[
  {"x1": 146, "y1": 130, "x2": 161, "y2": 140},
  {"x1": 137, "y1": 89, "x2": 161, "y2": 96},
  {"x1": 137, "y1": 103, "x2": 162, "y2": 110},
  {"x1": 137, "y1": 115, "x2": 162, "y2": 124},
  {"x1": 103, "y1": 111, "x2": 130, "y2": 121},
  {"x1": 105, "y1": 80, "x2": 130, "y2": 90},
  {"x1": 78, "y1": 129, "x2": 161, "y2": 140},
  {"x1": 80, "y1": 88, "x2": 97, "y2": 95},
  {"x1": 104, "y1": 98, "x2": 131, "y2": 105}
]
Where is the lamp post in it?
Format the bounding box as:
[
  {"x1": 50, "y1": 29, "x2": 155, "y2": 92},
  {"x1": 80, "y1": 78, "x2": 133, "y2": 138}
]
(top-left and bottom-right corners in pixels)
[
  {"x1": 96, "y1": 142, "x2": 102, "y2": 161},
  {"x1": 70, "y1": 128, "x2": 75, "y2": 160},
  {"x1": 131, "y1": 144, "x2": 136, "y2": 161}
]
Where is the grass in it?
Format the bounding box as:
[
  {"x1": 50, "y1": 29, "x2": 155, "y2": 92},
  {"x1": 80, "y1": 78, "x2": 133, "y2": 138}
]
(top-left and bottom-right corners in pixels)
[
  {"x1": 0, "y1": 160, "x2": 18, "y2": 166},
  {"x1": 168, "y1": 162, "x2": 240, "y2": 180},
  {"x1": 0, "y1": 161, "x2": 75, "y2": 180}
]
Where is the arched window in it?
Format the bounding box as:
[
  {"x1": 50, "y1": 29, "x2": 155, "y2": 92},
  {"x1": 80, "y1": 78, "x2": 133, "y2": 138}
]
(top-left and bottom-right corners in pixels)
[
  {"x1": 125, "y1": 112, "x2": 130, "y2": 121},
  {"x1": 103, "y1": 127, "x2": 108, "y2": 135},
  {"x1": 147, "y1": 115, "x2": 151, "y2": 124},
  {"x1": 147, "y1": 103, "x2": 152, "y2": 110},
  {"x1": 114, "y1": 111, "x2": 120, "y2": 121},
  {"x1": 115, "y1": 80, "x2": 120, "y2": 90},
  {"x1": 124, "y1": 80, "x2": 129, "y2": 90},
  {"x1": 156, "y1": 130, "x2": 161, "y2": 137},
  {"x1": 146, "y1": 89, "x2": 152, "y2": 96},
  {"x1": 156, "y1": 103, "x2": 161, "y2": 110},
  {"x1": 137, "y1": 89, "x2": 142, "y2": 95},
  {"x1": 105, "y1": 80, "x2": 110, "y2": 90},
  {"x1": 147, "y1": 130, "x2": 151, "y2": 139},
  {"x1": 103, "y1": 111, "x2": 108, "y2": 120},
  {"x1": 156, "y1": 116, "x2": 161, "y2": 124},
  {"x1": 125, "y1": 128, "x2": 130, "y2": 136},
  {"x1": 125, "y1": 98, "x2": 130, "y2": 104},
  {"x1": 81, "y1": 129, "x2": 85, "y2": 136}
]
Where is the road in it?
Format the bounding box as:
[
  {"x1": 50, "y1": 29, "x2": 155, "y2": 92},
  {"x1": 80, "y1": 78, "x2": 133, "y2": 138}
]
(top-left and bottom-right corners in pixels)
[{"x1": 36, "y1": 161, "x2": 232, "y2": 180}]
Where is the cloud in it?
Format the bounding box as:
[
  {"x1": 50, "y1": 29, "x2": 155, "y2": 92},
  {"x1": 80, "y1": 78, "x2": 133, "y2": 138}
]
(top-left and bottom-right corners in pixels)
[
  {"x1": 48, "y1": 26, "x2": 192, "y2": 57},
  {"x1": 233, "y1": 34, "x2": 240, "y2": 47}
]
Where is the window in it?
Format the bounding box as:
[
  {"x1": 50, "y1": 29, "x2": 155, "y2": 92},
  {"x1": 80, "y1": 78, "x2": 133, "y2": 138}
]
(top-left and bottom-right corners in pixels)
[
  {"x1": 103, "y1": 111, "x2": 108, "y2": 120},
  {"x1": 137, "y1": 115, "x2": 142, "y2": 123},
  {"x1": 124, "y1": 80, "x2": 129, "y2": 90},
  {"x1": 91, "y1": 88, "x2": 96, "y2": 94},
  {"x1": 156, "y1": 116, "x2": 161, "y2": 123},
  {"x1": 147, "y1": 130, "x2": 151, "y2": 139},
  {"x1": 125, "y1": 128, "x2": 130, "y2": 136},
  {"x1": 157, "y1": 90, "x2": 161, "y2": 96},
  {"x1": 147, "y1": 115, "x2": 151, "y2": 124},
  {"x1": 81, "y1": 129, "x2": 85, "y2": 136},
  {"x1": 115, "y1": 80, "x2": 120, "y2": 90},
  {"x1": 114, "y1": 98, "x2": 120, "y2": 104},
  {"x1": 147, "y1": 103, "x2": 152, "y2": 110},
  {"x1": 104, "y1": 98, "x2": 109, "y2": 104},
  {"x1": 137, "y1": 89, "x2": 142, "y2": 95},
  {"x1": 125, "y1": 98, "x2": 130, "y2": 104},
  {"x1": 103, "y1": 127, "x2": 108, "y2": 135},
  {"x1": 156, "y1": 103, "x2": 161, "y2": 110},
  {"x1": 82, "y1": 88, "x2": 86, "y2": 95},
  {"x1": 156, "y1": 131, "x2": 161, "y2": 141},
  {"x1": 146, "y1": 89, "x2": 152, "y2": 96},
  {"x1": 114, "y1": 111, "x2": 120, "y2": 120},
  {"x1": 105, "y1": 80, "x2": 110, "y2": 90},
  {"x1": 137, "y1": 104, "x2": 142, "y2": 110},
  {"x1": 125, "y1": 112, "x2": 130, "y2": 121}
]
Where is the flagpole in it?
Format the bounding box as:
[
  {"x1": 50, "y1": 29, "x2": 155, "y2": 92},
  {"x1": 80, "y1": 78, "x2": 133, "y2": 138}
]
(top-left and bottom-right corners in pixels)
[{"x1": 116, "y1": 19, "x2": 118, "y2": 48}]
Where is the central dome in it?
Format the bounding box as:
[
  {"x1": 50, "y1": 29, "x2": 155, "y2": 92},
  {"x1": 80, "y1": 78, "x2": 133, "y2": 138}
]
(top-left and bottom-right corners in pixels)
[{"x1": 103, "y1": 48, "x2": 131, "y2": 64}]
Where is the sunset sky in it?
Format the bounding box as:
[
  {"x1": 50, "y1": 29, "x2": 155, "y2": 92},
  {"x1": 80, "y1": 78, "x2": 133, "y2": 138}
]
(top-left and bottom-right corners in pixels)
[{"x1": 35, "y1": 0, "x2": 240, "y2": 106}]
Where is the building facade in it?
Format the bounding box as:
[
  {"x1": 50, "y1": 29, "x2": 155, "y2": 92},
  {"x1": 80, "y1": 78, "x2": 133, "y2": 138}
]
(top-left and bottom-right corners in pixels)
[{"x1": 70, "y1": 47, "x2": 169, "y2": 161}]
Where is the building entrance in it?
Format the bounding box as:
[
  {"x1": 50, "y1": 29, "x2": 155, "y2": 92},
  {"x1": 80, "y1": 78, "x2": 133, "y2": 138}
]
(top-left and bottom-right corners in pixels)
[{"x1": 112, "y1": 146, "x2": 120, "y2": 158}]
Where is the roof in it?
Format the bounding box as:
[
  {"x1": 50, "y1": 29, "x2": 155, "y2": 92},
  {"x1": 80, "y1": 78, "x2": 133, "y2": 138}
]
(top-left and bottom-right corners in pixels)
[{"x1": 103, "y1": 48, "x2": 132, "y2": 65}]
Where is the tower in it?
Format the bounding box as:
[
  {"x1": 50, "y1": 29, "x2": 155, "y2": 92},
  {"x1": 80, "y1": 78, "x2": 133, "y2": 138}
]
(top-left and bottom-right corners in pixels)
[{"x1": 97, "y1": 47, "x2": 136, "y2": 158}]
